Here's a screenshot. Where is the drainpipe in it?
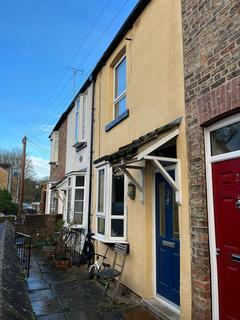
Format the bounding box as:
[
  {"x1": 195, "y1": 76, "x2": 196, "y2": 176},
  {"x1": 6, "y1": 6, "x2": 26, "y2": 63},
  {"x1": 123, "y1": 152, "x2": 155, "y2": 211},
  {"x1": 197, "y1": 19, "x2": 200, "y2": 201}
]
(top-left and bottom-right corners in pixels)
[{"x1": 87, "y1": 79, "x2": 95, "y2": 234}]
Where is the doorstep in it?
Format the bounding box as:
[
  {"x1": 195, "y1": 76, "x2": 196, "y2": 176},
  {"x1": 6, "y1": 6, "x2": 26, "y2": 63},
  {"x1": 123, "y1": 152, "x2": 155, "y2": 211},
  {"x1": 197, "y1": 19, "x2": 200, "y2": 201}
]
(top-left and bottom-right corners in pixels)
[{"x1": 143, "y1": 298, "x2": 180, "y2": 320}]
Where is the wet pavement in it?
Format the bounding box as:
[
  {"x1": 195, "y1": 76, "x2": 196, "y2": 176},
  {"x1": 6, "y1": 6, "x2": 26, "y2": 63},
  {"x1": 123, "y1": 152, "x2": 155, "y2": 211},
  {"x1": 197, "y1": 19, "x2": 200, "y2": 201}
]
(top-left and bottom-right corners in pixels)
[{"x1": 27, "y1": 249, "x2": 160, "y2": 320}]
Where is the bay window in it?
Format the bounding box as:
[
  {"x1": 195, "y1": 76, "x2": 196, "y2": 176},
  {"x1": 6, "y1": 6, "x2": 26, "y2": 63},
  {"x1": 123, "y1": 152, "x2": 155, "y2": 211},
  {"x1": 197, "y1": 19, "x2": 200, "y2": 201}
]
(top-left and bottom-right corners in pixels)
[
  {"x1": 96, "y1": 164, "x2": 127, "y2": 242},
  {"x1": 96, "y1": 167, "x2": 106, "y2": 236},
  {"x1": 66, "y1": 174, "x2": 86, "y2": 226},
  {"x1": 73, "y1": 176, "x2": 85, "y2": 224}
]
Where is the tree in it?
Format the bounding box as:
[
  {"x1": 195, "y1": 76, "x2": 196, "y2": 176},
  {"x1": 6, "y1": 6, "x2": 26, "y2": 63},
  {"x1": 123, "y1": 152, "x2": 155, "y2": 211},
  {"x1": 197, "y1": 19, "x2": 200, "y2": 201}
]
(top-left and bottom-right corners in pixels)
[
  {"x1": 0, "y1": 147, "x2": 35, "y2": 179},
  {"x1": 0, "y1": 188, "x2": 17, "y2": 214}
]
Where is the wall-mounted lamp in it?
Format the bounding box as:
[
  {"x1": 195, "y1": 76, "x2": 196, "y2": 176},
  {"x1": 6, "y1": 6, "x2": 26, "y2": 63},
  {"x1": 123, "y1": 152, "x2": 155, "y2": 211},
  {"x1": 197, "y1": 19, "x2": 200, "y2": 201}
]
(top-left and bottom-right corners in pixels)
[{"x1": 128, "y1": 182, "x2": 136, "y2": 200}]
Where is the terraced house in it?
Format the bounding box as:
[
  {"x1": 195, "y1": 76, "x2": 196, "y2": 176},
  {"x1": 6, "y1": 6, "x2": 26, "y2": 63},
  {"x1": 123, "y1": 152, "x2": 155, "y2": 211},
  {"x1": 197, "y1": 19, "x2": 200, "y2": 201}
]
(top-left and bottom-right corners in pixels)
[
  {"x1": 89, "y1": 1, "x2": 191, "y2": 319},
  {"x1": 45, "y1": 0, "x2": 240, "y2": 319},
  {"x1": 46, "y1": 81, "x2": 93, "y2": 231}
]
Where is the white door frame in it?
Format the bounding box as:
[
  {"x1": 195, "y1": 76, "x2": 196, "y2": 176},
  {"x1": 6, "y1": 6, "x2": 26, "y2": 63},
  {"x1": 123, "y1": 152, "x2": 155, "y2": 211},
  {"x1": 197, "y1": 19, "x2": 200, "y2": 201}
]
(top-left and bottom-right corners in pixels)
[
  {"x1": 151, "y1": 165, "x2": 180, "y2": 313},
  {"x1": 204, "y1": 113, "x2": 240, "y2": 320}
]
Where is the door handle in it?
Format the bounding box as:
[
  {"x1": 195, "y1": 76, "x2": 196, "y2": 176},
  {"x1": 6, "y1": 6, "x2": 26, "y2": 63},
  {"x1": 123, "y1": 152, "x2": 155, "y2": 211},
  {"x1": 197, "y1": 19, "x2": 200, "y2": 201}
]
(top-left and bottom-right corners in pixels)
[
  {"x1": 162, "y1": 240, "x2": 175, "y2": 248},
  {"x1": 216, "y1": 248, "x2": 221, "y2": 256},
  {"x1": 231, "y1": 254, "x2": 240, "y2": 263}
]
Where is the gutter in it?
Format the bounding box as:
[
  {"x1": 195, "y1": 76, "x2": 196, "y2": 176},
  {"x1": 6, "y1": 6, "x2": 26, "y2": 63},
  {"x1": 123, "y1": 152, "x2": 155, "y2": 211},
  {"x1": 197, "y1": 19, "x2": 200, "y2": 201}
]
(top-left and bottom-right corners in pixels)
[{"x1": 87, "y1": 81, "x2": 95, "y2": 233}]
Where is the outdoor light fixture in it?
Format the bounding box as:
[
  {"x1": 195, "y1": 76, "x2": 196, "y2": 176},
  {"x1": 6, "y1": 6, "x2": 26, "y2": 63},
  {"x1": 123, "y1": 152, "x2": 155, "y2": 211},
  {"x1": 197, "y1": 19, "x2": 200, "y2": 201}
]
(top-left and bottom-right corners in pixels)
[{"x1": 128, "y1": 182, "x2": 136, "y2": 200}]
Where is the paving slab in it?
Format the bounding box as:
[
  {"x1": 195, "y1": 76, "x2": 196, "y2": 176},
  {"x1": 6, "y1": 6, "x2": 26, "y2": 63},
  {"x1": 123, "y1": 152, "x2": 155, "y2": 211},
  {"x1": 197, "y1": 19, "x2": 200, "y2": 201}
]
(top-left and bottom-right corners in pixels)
[
  {"x1": 123, "y1": 306, "x2": 159, "y2": 319},
  {"x1": 28, "y1": 249, "x2": 161, "y2": 320},
  {"x1": 28, "y1": 279, "x2": 50, "y2": 291},
  {"x1": 29, "y1": 288, "x2": 55, "y2": 302},
  {"x1": 31, "y1": 298, "x2": 62, "y2": 317},
  {"x1": 37, "y1": 314, "x2": 67, "y2": 320}
]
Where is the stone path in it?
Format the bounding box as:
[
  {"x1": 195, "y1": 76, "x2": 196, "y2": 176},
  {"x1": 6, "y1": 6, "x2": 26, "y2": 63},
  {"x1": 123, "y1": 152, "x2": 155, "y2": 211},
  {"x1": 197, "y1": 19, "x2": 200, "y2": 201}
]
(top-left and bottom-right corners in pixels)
[{"x1": 27, "y1": 249, "x2": 160, "y2": 320}]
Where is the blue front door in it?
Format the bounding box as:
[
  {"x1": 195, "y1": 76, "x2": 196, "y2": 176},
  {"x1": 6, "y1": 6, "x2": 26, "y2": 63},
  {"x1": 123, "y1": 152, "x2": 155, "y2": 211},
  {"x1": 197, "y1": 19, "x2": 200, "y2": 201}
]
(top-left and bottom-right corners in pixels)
[{"x1": 155, "y1": 172, "x2": 180, "y2": 305}]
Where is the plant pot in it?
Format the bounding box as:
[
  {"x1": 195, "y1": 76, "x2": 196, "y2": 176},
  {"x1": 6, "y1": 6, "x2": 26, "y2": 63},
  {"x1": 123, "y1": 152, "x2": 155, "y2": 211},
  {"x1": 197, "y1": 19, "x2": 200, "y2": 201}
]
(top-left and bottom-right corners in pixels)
[{"x1": 53, "y1": 255, "x2": 72, "y2": 268}]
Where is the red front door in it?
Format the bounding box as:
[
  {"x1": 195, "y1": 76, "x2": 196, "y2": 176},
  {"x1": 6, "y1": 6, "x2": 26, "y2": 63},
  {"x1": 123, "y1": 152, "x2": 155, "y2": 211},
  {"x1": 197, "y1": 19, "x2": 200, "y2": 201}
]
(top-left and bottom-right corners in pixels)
[{"x1": 212, "y1": 158, "x2": 240, "y2": 320}]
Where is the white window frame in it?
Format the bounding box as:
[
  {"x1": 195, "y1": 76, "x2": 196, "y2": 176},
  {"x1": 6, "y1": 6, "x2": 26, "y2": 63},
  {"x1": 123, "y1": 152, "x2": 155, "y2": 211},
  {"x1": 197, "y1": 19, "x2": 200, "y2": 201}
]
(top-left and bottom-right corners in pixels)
[
  {"x1": 50, "y1": 131, "x2": 59, "y2": 163},
  {"x1": 75, "y1": 99, "x2": 80, "y2": 143},
  {"x1": 204, "y1": 113, "x2": 240, "y2": 320},
  {"x1": 66, "y1": 174, "x2": 86, "y2": 227},
  {"x1": 96, "y1": 166, "x2": 107, "y2": 240},
  {"x1": 75, "y1": 95, "x2": 87, "y2": 144},
  {"x1": 95, "y1": 163, "x2": 127, "y2": 242},
  {"x1": 73, "y1": 175, "x2": 85, "y2": 225},
  {"x1": 49, "y1": 189, "x2": 57, "y2": 214},
  {"x1": 113, "y1": 55, "x2": 126, "y2": 119}
]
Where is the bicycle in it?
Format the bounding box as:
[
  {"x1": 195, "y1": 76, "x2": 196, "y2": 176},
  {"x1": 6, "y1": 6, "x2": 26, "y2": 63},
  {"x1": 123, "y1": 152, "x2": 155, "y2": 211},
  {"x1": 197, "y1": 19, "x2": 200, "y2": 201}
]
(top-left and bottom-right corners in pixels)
[{"x1": 88, "y1": 246, "x2": 110, "y2": 281}]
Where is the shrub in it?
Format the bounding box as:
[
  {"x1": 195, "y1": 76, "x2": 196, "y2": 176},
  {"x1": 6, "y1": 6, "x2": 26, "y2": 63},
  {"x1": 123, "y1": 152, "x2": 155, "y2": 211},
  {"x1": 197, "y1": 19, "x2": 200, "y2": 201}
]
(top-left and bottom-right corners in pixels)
[{"x1": 0, "y1": 188, "x2": 18, "y2": 214}]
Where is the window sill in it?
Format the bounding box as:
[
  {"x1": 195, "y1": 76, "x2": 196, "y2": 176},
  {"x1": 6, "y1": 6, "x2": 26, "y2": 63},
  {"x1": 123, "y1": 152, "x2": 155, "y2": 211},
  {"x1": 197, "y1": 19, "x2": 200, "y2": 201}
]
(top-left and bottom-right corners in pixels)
[
  {"x1": 92, "y1": 234, "x2": 128, "y2": 245},
  {"x1": 105, "y1": 109, "x2": 129, "y2": 132},
  {"x1": 73, "y1": 141, "x2": 87, "y2": 152}
]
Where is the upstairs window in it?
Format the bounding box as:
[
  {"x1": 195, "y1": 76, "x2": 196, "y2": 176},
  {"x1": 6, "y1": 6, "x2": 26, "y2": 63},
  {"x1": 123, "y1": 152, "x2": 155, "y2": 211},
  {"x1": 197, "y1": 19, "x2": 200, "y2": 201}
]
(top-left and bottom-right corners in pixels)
[
  {"x1": 50, "y1": 131, "x2": 59, "y2": 163},
  {"x1": 114, "y1": 56, "x2": 126, "y2": 119},
  {"x1": 75, "y1": 99, "x2": 80, "y2": 143},
  {"x1": 74, "y1": 95, "x2": 87, "y2": 145}
]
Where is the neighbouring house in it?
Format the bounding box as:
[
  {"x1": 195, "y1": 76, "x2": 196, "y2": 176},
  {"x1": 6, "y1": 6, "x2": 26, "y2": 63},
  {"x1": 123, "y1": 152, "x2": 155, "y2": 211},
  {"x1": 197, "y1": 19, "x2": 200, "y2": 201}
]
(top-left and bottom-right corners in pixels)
[
  {"x1": 182, "y1": 1, "x2": 240, "y2": 319},
  {"x1": 45, "y1": 115, "x2": 67, "y2": 214},
  {"x1": 89, "y1": 1, "x2": 191, "y2": 318},
  {"x1": 46, "y1": 81, "x2": 93, "y2": 231},
  {"x1": 0, "y1": 164, "x2": 18, "y2": 203},
  {"x1": 61, "y1": 82, "x2": 93, "y2": 229}
]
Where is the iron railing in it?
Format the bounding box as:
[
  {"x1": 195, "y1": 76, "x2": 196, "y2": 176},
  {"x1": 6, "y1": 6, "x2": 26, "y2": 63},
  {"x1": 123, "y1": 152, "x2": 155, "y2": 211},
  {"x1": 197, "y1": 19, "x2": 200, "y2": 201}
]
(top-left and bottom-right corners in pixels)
[{"x1": 15, "y1": 232, "x2": 31, "y2": 277}]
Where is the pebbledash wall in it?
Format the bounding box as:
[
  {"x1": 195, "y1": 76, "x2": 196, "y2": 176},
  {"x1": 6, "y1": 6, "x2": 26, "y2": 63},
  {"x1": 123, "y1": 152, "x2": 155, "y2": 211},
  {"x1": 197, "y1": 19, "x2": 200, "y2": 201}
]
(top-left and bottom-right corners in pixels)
[{"x1": 181, "y1": 0, "x2": 240, "y2": 319}]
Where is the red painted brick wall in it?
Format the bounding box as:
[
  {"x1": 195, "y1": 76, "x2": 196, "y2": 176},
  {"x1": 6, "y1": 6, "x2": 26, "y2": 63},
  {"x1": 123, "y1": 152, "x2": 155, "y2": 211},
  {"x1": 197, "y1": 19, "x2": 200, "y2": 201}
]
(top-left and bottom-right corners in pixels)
[
  {"x1": 181, "y1": 0, "x2": 240, "y2": 319},
  {"x1": 50, "y1": 118, "x2": 67, "y2": 182}
]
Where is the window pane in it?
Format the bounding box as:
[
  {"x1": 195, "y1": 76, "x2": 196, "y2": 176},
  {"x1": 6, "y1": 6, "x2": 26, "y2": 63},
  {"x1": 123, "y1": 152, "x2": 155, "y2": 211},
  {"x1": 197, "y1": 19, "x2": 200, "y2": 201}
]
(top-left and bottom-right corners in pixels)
[
  {"x1": 115, "y1": 57, "x2": 126, "y2": 99},
  {"x1": 97, "y1": 217, "x2": 105, "y2": 235},
  {"x1": 82, "y1": 96, "x2": 86, "y2": 141},
  {"x1": 74, "y1": 200, "x2": 83, "y2": 212},
  {"x1": 159, "y1": 182, "x2": 166, "y2": 237},
  {"x1": 74, "y1": 200, "x2": 83, "y2": 213},
  {"x1": 98, "y1": 169, "x2": 105, "y2": 212},
  {"x1": 111, "y1": 219, "x2": 124, "y2": 237},
  {"x1": 67, "y1": 189, "x2": 72, "y2": 223},
  {"x1": 76, "y1": 176, "x2": 84, "y2": 187},
  {"x1": 75, "y1": 111, "x2": 79, "y2": 142},
  {"x1": 112, "y1": 170, "x2": 124, "y2": 215},
  {"x1": 50, "y1": 191, "x2": 57, "y2": 214},
  {"x1": 172, "y1": 191, "x2": 179, "y2": 240},
  {"x1": 73, "y1": 212, "x2": 83, "y2": 224},
  {"x1": 211, "y1": 121, "x2": 240, "y2": 156},
  {"x1": 75, "y1": 189, "x2": 84, "y2": 200},
  {"x1": 115, "y1": 96, "x2": 126, "y2": 118}
]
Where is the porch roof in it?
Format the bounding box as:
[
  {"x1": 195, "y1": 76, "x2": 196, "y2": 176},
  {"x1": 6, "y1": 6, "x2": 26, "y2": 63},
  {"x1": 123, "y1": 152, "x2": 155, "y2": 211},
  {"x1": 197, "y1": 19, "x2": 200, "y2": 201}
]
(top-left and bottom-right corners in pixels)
[
  {"x1": 94, "y1": 117, "x2": 182, "y2": 165},
  {"x1": 50, "y1": 177, "x2": 67, "y2": 190}
]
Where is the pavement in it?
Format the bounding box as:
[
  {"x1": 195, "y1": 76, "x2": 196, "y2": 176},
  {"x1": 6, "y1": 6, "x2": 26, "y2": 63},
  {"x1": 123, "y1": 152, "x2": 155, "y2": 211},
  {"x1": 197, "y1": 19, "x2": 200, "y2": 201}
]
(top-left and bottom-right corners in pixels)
[{"x1": 27, "y1": 249, "x2": 160, "y2": 320}]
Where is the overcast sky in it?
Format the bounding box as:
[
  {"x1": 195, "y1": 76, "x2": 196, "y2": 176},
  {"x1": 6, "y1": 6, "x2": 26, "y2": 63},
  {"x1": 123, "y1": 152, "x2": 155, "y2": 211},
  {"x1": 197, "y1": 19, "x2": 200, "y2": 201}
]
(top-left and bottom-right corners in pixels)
[{"x1": 0, "y1": 0, "x2": 138, "y2": 178}]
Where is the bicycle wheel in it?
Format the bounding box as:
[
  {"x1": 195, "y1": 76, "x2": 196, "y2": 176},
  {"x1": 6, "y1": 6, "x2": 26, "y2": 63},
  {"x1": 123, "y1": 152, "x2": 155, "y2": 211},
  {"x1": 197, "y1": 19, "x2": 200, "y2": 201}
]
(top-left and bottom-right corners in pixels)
[{"x1": 89, "y1": 265, "x2": 96, "y2": 280}]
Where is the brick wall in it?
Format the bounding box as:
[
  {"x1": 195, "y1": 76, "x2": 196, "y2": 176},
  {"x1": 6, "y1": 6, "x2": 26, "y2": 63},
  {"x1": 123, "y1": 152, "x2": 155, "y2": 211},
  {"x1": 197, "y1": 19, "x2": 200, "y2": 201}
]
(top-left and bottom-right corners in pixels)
[
  {"x1": 50, "y1": 118, "x2": 67, "y2": 182},
  {"x1": 181, "y1": 0, "x2": 240, "y2": 319},
  {"x1": 16, "y1": 214, "x2": 63, "y2": 243}
]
